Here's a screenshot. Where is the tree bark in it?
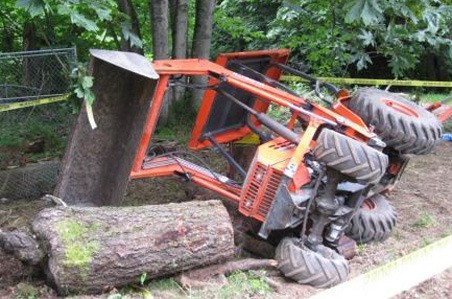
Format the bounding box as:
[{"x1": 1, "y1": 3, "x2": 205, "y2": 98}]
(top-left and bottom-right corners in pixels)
[
  {"x1": 150, "y1": 0, "x2": 170, "y2": 124},
  {"x1": 0, "y1": 200, "x2": 235, "y2": 295},
  {"x1": 150, "y1": 0, "x2": 169, "y2": 60},
  {"x1": 172, "y1": 0, "x2": 188, "y2": 60},
  {"x1": 117, "y1": 0, "x2": 143, "y2": 54},
  {"x1": 171, "y1": 0, "x2": 189, "y2": 103},
  {"x1": 22, "y1": 21, "x2": 40, "y2": 91},
  {"x1": 54, "y1": 52, "x2": 158, "y2": 206},
  {"x1": 191, "y1": 0, "x2": 215, "y2": 107}
]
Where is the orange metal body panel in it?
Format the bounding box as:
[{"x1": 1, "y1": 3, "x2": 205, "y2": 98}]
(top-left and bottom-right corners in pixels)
[
  {"x1": 131, "y1": 75, "x2": 170, "y2": 174},
  {"x1": 189, "y1": 49, "x2": 290, "y2": 149},
  {"x1": 438, "y1": 107, "x2": 452, "y2": 123},
  {"x1": 131, "y1": 156, "x2": 241, "y2": 203},
  {"x1": 130, "y1": 49, "x2": 376, "y2": 222},
  {"x1": 425, "y1": 102, "x2": 452, "y2": 123}
]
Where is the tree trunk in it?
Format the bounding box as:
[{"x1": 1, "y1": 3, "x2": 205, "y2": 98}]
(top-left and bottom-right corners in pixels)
[
  {"x1": 172, "y1": 0, "x2": 189, "y2": 60},
  {"x1": 22, "y1": 21, "x2": 40, "y2": 92},
  {"x1": 117, "y1": 0, "x2": 143, "y2": 54},
  {"x1": 150, "y1": 0, "x2": 170, "y2": 124},
  {"x1": 190, "y1": 0, "x2": 215, "y2": 107},
  {"x1": 0, "y1": 200, "x2": 234, "y2": 295},
  {"x1": 2, "y1": 27, "x2": 14, "y2": 52},
  {"x1": 54, "y1": 51, "x2": 158, "y2": 206},
  {"x1": 171, "y1": 0, "x2": 189, "y2": 103}
]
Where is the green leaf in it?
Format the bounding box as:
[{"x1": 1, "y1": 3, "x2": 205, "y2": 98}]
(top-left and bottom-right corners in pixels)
[
  {"x1": 345, "y1": 0, "x2": 382, "y2": 26},
  {"x1": 84, "y1": 90, "x2": 95, "y2": 105},
  {"x1": 56, "y1": 3, "x2": 71, "y2": 15},
  {"x1": 121, "y1": 22, "x2": 143, "y2": 49},
  {"x1": 16, "y1": 0, "x2": 45, "y2": 17},
  {"x1": 356, "y1": 52, "x2": 372, "y2": 70},
  {"x1": 70, "y1": 11, "x2": 99, "y2": 32},
  {"x1": 139, "y1": 272, "x2": 147, "y2": 286},
  {"x1": 358, "y1": 29, "x2": 375, "y2": 46},
  {"x1": 74, "y1": 87, "x2": 84, "y2": 99},
  {"x1": 81, "y1": 76, "x2": 94, "y2": 89},
  {"x1": 93, "y1": 7, "x2": 112, "y2": 21}
]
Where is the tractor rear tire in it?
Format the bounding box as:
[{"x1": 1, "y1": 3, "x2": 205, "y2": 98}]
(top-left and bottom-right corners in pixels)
[
  {"x1": 346, "y1": 194, "x2": 397, "y2": 244},
  {"x1": 347, "y1": 88, "x2": 442, "y2": 155},
  {"x1": 275, "y1": 237, "x2": 349, "y2": 288},
  {"x1": 313, "y1": 129, "x2": 388, "y2": 184}
]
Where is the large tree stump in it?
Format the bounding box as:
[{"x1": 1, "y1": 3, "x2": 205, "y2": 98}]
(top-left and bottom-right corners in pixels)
[
  {"x1": 0, "y1": 200, "x2": 234, "y2": 295},
  {"x1": 55, "y1": 50, "x2": 159, "y2": 206}
]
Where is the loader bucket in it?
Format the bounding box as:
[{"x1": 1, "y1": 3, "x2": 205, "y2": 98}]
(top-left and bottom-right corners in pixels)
[{"x1": 55, "y1": 50, "x2": 159, "y2": 206}]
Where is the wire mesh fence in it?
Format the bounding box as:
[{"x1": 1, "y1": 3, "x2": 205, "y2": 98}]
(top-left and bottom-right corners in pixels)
[
  {"x1": 0, "y1": 48, "x2": 77, "y2": 198},
  {"x1": 0, "y1": 47, "x2": 76, "y2": 103}
]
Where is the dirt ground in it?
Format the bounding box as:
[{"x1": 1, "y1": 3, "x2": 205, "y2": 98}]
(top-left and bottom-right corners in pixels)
[{"x1": 0, "y1": 141, "x2": 451, "y2": 298}]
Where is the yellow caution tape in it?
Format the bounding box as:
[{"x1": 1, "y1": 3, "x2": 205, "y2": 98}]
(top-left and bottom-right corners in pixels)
[
  {"x1": 282, "y1": 75, "x2": 452, "y2": 88},
  {"x1": 0, "y1": 94, "x2": 69, "y2": 112},
  {"x1": 311, "y1": 234, "x2": 452, "y2": 299},
  {"x1": 235, "y1": 133, "x2": 260, "y2": 145}
]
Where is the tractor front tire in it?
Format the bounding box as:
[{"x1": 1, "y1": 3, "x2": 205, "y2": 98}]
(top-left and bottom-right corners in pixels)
[
  {"x1": 275, "y1": 237, "x2": 349, "y2": 288},
  {"x1": 347, "y1": 88, "x2": 442, "y2": 155},
  {"x1": 346, "y1": 194, "x2": 397, "y2": 244},
  {"x1": 313, "y1": 129, "x2": 388, "y2": 184}
]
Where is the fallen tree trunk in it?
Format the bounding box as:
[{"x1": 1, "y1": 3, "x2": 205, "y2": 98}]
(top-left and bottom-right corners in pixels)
[{"x1": 0, "y1": 200, "x2": 234, "y2": 295}]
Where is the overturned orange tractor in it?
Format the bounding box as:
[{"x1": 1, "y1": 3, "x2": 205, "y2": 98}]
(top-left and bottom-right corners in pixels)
[{"x1": 93, "y1": 49, "x2": 445, "y2": 287}]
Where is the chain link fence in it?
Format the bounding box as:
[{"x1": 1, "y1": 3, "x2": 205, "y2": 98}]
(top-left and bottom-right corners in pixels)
[
  {"x1": 0, "y1": 47, "x2": 76, "y2": 103},
  {"x1": 0, "y1": 48, "x2": 77, "y2": 199}
]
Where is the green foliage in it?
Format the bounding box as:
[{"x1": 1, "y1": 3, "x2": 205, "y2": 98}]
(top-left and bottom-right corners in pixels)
[
  {"x1": 70, "y1": 63, "x2": 95, "y2": 107},
  {"x1": 14, "y1": 283, "x2": 40, "y2": 299},
  {"x1": 356, "y1": 243, "x2": 367, "y2": 255},
  {"x1": 0, "y1": 104, "x2": 72, "y2": 168},
  {"x1": 217, "y1": 271, "x2": 272, "y2": 299},
  {"x1": 413, "y1": 212, "x2": 436, "y2": 228},
  {"x1": 10, "y1": 0, "x2": 142, "y2": 60},
  {"x1": 139, "y1": 272, "x2": 147, "y2": 286},
  {"x1": 345, "y1": 0, "x2": 382, "y2": 26},
  {"x1": 212, "y1": 0, "x2": 452, "y2": 78},
  {"x1": 211, "y1": 0, "x2": 280, "y2": 57}
]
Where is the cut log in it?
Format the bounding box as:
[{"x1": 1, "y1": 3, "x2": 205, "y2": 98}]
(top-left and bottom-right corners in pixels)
[{"x1": 1, "y1": 200, "x2": 234, "y2": 295}]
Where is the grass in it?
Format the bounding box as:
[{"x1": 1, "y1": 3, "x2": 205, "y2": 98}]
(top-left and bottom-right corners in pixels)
[
  {"x1": 418, "y1": 93, "x2": 452, "y2": 103},
  {"x1": 356, "y1": 243, "x2": 367, "y2": 255},
  {"x1": 413, "y1": 212, "x2": 436, "y2": 228},
  {"x1": 0, "y1": 102, "x2": 74, "y2": 168},
  {"x1": 14, "y1": 283, "x2": 40, "y2": 299},
  {"x1": 213, "y1": 271, "x2": 272, "y2": 299},
  {"x1": 132, "y1": 271, "x2": 272, "y2": 299}
]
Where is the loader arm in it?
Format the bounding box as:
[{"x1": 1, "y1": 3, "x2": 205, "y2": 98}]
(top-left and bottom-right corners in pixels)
[{"x1": 152, "y1": 59, "x2": 376, "y2": 143}]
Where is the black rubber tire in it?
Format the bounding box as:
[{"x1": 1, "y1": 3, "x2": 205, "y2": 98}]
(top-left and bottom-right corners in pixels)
[
  {"x1": 347, "y1": 88, "x2": 442, "y2": 155},
  {"x1": 346, "y1": 194, "x2": 397, "y2": 244},
  {"x1": 275, "y1": 237, "x2": 349, "y2": 288},
  {"x1": 313, "y1": 128, "x2": 388, "y2": 184}
]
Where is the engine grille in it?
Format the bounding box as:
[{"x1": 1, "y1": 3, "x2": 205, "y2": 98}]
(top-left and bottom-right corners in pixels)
[{"x1": 239, "y1": 162, "x2": 283, "y2": 222}]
